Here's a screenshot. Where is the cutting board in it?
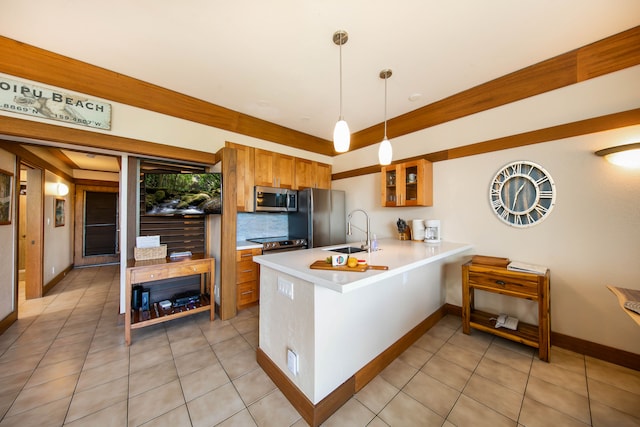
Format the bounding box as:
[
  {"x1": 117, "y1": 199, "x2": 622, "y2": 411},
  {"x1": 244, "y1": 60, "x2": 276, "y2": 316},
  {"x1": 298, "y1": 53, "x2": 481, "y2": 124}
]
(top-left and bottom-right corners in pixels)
[{"x1": 309, "y1": 260, "x2": 388, "y2": 272}]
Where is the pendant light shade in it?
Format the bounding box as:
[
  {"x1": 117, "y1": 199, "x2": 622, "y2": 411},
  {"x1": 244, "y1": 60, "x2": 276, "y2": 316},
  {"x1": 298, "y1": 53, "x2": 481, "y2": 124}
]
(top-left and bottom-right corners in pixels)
[
  {"x1": 378, "y1": 69, "x2": 393, "y2": 165},
  {"x1": 333, "y1": 119, "x2": 350, "y2": 152},
  {"x1": 333, "y1": 30, "x2": 350, "y2": 153},
  {"x1": 378, "y1": 137, "x2": 392, "y2": 165}
]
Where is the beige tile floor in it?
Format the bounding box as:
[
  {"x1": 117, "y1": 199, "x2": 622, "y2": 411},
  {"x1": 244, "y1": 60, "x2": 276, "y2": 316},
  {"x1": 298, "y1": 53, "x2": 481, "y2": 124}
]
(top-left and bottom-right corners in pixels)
[{"x1": 0, "y1": 265, "x2": 639, "y2": 426}]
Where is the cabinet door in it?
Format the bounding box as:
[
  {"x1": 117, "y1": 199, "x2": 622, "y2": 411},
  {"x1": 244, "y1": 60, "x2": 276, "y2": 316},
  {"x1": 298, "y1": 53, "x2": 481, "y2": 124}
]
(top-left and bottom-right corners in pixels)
[
  {"x1": 276, "y1": 153, "x2": 295, "y2": 189},
  {"x1": 381, "y1": 159, "x2": 433, "y2": 207},
  {"x1": 294, "y1": 158, "x2": 314, "y2": 189},
  {"x1": 254, "y1": 149, "x2": 275, "y2": 187},
  {"x1": 315, "y1": 162, "x2": 332, "y2": 189},
  {"x1": 226, "y1": 142, "x2": 255, "y2": 211}
]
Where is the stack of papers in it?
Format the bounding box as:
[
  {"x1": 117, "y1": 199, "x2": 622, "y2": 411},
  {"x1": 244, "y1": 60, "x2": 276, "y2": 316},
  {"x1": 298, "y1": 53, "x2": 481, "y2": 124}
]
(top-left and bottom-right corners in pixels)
[{"x1": 507, "y1": 261, "x2": 547, "y2": 275}]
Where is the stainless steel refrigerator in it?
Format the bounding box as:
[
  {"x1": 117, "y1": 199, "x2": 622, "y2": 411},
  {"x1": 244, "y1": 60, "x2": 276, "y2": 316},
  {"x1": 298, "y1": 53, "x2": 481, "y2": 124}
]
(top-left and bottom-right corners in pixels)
[{"x1": 288, "y1": 188, "x2": 346, "y2": 248}]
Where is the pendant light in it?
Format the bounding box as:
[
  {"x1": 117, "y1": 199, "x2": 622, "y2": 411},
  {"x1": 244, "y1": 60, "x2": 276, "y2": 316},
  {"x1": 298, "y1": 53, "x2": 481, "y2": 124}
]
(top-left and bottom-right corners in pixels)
[
  {"x1": 333, "y1": 30, "x2": 350, "y2": 153},
  {"x1": 378, "y1": 69, "x2": 393, "y2": 165}
]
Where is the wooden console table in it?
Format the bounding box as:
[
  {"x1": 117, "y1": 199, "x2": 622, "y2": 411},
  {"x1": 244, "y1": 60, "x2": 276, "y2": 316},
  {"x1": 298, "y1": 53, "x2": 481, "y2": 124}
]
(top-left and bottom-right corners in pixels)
[
  {"x1": 462, "y1": 261, "x2": 550, "y2": 361},
  {"x1": 125, "y1": 255, "x2": 215, "y2": 345},
  {"x1": 608, "y1": 286, "x2": 640, "y2": 326}
]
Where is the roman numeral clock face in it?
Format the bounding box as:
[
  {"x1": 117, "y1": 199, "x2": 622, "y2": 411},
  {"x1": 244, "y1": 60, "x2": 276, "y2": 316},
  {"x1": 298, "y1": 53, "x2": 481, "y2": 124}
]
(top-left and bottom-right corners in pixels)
[{"x1": 489, "y1": 161, "x2": 556, "y2": 227}]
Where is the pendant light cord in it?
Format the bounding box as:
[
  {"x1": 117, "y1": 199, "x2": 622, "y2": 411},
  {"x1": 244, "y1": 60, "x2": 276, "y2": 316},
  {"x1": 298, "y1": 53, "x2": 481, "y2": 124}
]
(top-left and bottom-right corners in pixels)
[
  {"x1": 383, "y1": 74, "x2": 388, "y2": 139},
  {"x1": 339, "y1": 36, "x2": 344, "y2": 120}
]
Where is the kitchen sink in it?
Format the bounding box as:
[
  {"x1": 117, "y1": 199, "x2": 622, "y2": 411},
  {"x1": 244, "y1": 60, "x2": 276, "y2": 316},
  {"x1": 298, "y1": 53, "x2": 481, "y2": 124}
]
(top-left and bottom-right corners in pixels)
[{"x1": 327, "y1": 246, "x2": 366, "y2": 254}]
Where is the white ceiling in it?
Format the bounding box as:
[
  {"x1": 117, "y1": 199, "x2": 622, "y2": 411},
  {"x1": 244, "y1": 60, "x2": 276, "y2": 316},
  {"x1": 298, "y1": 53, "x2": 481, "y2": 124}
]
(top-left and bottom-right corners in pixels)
[{"x1": 1, "y1": 1, "x2": 639, "y2": 143}]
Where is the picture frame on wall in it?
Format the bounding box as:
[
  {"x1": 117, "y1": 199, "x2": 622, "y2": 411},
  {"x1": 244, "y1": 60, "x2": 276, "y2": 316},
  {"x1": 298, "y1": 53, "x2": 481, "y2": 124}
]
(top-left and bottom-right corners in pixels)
[
  {"x1": 0, "y1": 168, "x2": 13, "y2": 225},
  {"x1": 55, "y1": 198, "x2": 65, "y2": 227}
]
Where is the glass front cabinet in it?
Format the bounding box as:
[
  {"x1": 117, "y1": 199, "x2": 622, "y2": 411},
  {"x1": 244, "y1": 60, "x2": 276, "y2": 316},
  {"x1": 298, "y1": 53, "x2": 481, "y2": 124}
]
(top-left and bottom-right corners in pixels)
[{"x1": 381, "y1": 159, "x2": 433, "y2": 207}]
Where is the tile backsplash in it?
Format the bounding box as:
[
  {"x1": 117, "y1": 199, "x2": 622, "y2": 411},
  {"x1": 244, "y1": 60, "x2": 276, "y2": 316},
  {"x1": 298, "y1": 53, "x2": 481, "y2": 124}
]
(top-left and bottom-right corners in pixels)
[{"x1": 237, "y1": 212, "x2": 288, "y2": 241}]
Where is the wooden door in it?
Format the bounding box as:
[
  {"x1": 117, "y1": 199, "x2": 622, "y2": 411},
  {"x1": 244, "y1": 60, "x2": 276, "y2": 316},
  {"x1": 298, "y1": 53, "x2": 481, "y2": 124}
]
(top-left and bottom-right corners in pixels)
[
  {"x1": 254, "y1": 149, "x2": 275, "y2": 187},
  {"x1": 25, "y1": 167, "x2": 43, "y2": 299},
  {"x1": 225, "y1": 142, "x2": 255, "y2": 211}
]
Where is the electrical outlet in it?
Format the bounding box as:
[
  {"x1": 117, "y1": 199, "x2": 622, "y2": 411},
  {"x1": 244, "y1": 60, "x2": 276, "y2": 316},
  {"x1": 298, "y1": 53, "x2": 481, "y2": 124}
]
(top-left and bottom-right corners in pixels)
[
  {"x1": 277, "y1": 277, "x2": 294, "y2": 300},
  {"x1": 287, "y1": 348, "x2": 298, "y2": 376}
]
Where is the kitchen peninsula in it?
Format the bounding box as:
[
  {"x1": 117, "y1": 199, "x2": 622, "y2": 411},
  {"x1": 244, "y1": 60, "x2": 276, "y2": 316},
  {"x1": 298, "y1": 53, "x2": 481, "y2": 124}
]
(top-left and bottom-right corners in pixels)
[{"x1": 253, "y1": 239, "x2": 472, "y2": 426}]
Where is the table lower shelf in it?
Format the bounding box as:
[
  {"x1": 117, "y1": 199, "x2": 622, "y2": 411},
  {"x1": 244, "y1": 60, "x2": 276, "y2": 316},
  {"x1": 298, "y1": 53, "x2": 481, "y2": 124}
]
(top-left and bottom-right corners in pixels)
[
  {"x1": 468, "y1": 309, "x2": 540, "y2": 349},
  {"x1": 131, "y1": 294, "x2": 212, "y2": 329}
]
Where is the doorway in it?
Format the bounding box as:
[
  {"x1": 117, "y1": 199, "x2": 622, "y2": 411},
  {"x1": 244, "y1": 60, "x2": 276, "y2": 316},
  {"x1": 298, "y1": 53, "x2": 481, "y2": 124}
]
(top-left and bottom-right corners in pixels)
[{"x1": 74, "y1": 184, "x2": 120, "y2": 266}]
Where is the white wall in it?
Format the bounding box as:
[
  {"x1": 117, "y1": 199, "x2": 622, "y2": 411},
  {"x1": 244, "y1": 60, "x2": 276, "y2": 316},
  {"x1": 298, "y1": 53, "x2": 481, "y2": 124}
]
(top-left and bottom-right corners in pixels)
[
  {"x1": 330, "y1": 64, "x2": 640, "y2": 355},
  {"x1": 42, "y1": 170, "x2": 73, "y2": 284}
]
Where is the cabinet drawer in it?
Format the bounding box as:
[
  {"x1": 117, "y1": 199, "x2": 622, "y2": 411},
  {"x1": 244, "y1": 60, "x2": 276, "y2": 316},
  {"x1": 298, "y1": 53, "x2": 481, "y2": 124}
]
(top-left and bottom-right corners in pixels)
[
  {"x1": 237, "y1": 281, "x2": 258, "y2": 305},
  {"x1": 237, "y1": 259, "x2": 258, "y2": 282},
  {"x1": 170, "y1": 262, "x2": 211, "y2": 277},
  {"x1": 237, "y1": 248, "x2": 262, "y2": 262},
  {"x1": 468, "y1": 270, "x2": 539, "y2": 297},
  {"x1": 130, "y1": 269, "x2": 168, "y2": 283}
]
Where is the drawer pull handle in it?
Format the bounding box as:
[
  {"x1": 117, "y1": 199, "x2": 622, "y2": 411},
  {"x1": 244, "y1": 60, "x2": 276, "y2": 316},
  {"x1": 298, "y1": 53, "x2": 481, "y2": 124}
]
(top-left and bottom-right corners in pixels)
[
  {"x1": 241, "y1": 254, "x2": 252, "y2": 258},
  {"x1": 496, "y1": 280, "x2": 505, "y2": 286},
  {"x1": 241, "y1": 269, "x2": 253, "y2": 273},
  {"x1": 241, "y1": 291, "x2": 253, "y2": 295}
]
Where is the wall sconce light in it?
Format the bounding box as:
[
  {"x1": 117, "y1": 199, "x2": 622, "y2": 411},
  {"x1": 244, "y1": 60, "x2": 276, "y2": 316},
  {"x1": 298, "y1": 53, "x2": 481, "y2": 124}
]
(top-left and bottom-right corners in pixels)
[
  {"x1": 595, "y1": 142, "x2": 640, "y2": 169},
  {"x1": 56, "y1": 183, "x2": 69, "y2": 196},
  {"x1": 332, "y1": 30, "x2": 350, "y2": 153}
]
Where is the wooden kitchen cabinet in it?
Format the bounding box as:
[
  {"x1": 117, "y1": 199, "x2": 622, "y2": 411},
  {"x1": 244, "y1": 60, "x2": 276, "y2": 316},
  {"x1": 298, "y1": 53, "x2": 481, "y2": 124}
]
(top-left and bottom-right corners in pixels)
[
  {"x1": 226, "y1": 142, "x2": 255, "y2": 212},
  {"x1": 381, "y1": 159, "x2": 433, "y2": 207},
  {"x1": 462, "y1": 261, "x2": 550, "y2": 361},
  {"x1": 294, "y1": 158, "x2": 332, "y2": 189},
  {"x1": 236, "y1": 248, "x2": 261, "y2": 310},
  {"x1": 254, "y1": 149, "x2": 295, "y2": 189}
]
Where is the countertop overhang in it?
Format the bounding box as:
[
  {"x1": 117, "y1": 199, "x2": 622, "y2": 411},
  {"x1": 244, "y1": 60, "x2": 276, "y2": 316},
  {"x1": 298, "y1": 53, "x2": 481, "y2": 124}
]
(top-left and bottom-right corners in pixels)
[{"x1": 253, "y1": 239, "x2": 473, "y2": 293}]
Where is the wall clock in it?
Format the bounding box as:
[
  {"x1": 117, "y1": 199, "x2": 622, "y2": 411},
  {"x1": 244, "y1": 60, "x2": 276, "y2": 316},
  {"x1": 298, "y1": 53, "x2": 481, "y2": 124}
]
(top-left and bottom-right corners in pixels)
[{"x1": 489, "y1": 161, "x2": 556, "y2": 228}]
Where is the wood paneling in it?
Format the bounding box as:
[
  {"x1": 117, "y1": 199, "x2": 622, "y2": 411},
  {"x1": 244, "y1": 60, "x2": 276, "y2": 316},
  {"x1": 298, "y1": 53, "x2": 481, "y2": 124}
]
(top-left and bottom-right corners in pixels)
[
  {"x1": 0, "y1": 116, "x2": 217, "y2": 167},
  {"x1": 332, "y1": 108, "x2": 640, "y2": 181},
  {"x1": 218, "y1": 147, "x2": 238, "y2": 320},
  {"x1": 2, "y1": 27, "x2": 638, "y2": 158},
  {"x1": 0, "y1": 36, "x2": 333, "y2": 156}
]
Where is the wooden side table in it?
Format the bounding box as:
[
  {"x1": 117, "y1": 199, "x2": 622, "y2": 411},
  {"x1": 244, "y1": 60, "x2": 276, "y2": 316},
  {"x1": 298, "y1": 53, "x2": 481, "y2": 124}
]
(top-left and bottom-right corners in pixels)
[
  {"x1": 462, "y1": 261, "x2": 550, "y2": 361},
  {"x1": 125, "y1": 255, "x2": 215, "y2": 345}
]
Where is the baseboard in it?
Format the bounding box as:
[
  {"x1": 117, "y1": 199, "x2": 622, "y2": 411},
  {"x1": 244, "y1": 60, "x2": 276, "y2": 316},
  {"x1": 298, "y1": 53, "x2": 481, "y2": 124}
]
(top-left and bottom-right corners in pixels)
[
  {"x1": 446, "y1": 304, "x2": 639, "y2": 371},
  {"x1": 354, "y1": 305, "x2": 447, "y2": 391},
  {"x1": 256, "y1": 305, "x2": 448, "y2": 426},
  {"x1": 43, "y1": 264, "x2": 73, "y2": 295},
  {"x1": 551, "y1": 332, "x2": 640, "y2": 371},
  {"x1": 256, "y1": 348, "x2": 355, "y2": 427},
  {"x1": 0, "y1": 310, "x2": 17, "y2": 336}
]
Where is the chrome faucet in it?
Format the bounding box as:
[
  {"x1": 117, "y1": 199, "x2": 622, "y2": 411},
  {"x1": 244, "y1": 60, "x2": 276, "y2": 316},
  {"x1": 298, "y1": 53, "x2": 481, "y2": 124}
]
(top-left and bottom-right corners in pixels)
[{"x1": 347, "y1": 209, "x2": 371, "y2": 253}]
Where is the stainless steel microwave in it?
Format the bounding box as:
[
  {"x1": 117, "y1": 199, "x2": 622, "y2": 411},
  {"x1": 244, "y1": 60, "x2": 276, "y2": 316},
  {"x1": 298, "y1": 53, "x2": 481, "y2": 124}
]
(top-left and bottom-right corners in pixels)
[{"x1": 254, "y1": 186, "x2": 297, "y2": 212}]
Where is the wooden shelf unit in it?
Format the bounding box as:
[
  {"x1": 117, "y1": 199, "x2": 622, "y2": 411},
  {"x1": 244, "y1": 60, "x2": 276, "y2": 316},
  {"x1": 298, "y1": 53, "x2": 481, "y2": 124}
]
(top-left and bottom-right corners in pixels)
[
  {"x1": 462, "y1": 261, "x2": 550, "y2": 361},
  {"x1": 125, "y1": 255, "x2": 215, "y2": 345}
]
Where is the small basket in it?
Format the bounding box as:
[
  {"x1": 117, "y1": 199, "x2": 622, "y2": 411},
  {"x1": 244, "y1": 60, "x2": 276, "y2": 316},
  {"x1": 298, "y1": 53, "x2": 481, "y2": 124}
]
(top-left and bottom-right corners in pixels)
[{"x1": 134, "y1": 244, "x2": 167, "y2": 261}]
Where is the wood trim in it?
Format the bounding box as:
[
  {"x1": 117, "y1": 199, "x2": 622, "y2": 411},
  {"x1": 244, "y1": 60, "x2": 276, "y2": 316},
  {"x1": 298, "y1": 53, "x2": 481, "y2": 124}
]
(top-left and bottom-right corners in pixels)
[
  {"x1": 354, "y1": 306, "x2": 447, "y2": 391},
  {"x1": 74, "y1": 179, "x2": 118, "y2": 187},
  {"x1": 1, "y1": 27, "x2": 638, "y2": 158},
  {"x1": 46, "y1": 147, "x2": 78, "y2": 170},
  {"x1": 447, "y1": 304, "x2": 639, "y2": 371},
  {"x1": 0, "y1": 36, "x2": 333, "y2": 156},
  {"x1": 332, "y1": 108, "x2": 640, "y2": 181},
  {"x1": 551, "y1": 332, "x2": 640, "y2": 371},
  {"x1": 0, "y1": 311, "x2": 17, "y2": 336},
  {"x1": 42, "y1": 264, "x2": 73, "y2": 295},
  {"x1": 0, "y1": 139, "x2": 73, "y2": 182},
  {"x1": 218, "y1": 147, "x2": 237, "y2": 320},
  {"x1": 350, "y1": 25, "x2": 640, "y2": 151},
  {"x1": 0, "y1": 116, "x2": 217, "y2": 166},
  {"x1": 256, "y1": 348, "x2": 356, "y2": 427}
]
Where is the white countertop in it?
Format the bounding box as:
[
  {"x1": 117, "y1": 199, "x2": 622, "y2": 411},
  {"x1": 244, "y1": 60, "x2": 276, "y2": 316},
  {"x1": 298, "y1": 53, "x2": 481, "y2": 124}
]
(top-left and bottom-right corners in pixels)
[{"x1": 253, "y1": 239, "x2": 473, "y2": 293}]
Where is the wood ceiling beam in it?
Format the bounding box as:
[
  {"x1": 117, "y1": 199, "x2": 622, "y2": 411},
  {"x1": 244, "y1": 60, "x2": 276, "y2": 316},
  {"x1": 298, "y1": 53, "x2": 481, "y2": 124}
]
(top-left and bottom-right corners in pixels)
[
  {"x1": 332, "y1": 108, "x2": 640, "y2": 181},
  {"x1": 350, "y1": 25, "x2": 640, "y2": 150},
  {"x1": 0, "y1": 26, "x2": 638, "y2": 158}
]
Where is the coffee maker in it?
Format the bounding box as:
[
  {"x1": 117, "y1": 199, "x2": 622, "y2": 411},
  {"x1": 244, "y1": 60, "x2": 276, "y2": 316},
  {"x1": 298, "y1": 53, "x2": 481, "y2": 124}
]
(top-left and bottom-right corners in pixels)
[{"x1": 424, "y1": 220, "x2": 441, "y2": 244}]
